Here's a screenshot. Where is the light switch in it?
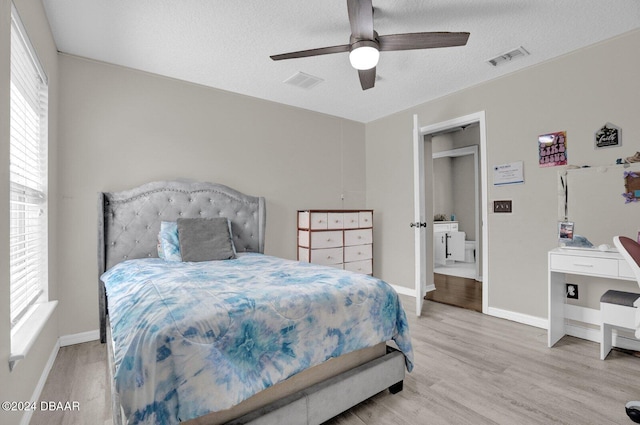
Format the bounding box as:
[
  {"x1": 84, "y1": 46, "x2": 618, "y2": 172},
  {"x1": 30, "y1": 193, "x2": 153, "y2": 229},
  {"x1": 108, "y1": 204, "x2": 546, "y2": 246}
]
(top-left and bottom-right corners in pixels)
[{"x1": 493, "y1": 200, "x2": 512, "y2": 213}]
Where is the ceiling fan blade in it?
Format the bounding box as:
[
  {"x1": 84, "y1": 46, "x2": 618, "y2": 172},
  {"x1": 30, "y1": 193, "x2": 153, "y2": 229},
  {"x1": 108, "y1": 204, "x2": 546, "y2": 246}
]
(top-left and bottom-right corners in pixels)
[
  {"x1": 271, "y1": 44, "x2": 351, "y2": 61},
  {"x1": 347, "y1": 0, "x2": 374, "y2": 40},
  {"x1": 378, "y1": 32, "x2": 470, "y2": 51},
  {"x1": 358, "y1": 67, "x2": 376, "y2": 90}
]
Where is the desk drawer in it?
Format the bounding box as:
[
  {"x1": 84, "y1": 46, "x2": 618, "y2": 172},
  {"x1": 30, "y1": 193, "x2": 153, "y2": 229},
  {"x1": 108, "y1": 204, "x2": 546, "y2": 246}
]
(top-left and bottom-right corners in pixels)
[
  {"x1": 619, "y1": 260, "x2": 636, "y2": 279},
  {"x1": 550, "y1": 254, "x2": 618, "y2": 276}
]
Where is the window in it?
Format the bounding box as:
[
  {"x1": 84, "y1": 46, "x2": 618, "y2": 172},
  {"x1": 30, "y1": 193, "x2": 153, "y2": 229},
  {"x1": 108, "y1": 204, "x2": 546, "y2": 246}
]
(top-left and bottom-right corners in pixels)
[{"x1": 9, "y1": 4, "x2": 49, "y2": 328}]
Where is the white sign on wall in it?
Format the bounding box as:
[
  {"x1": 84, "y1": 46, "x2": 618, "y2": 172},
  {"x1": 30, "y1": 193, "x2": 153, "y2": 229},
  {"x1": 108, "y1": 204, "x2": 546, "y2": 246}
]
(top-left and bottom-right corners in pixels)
[{"x1": 493, "y1": 161, "x2": 524, "y2": 186}]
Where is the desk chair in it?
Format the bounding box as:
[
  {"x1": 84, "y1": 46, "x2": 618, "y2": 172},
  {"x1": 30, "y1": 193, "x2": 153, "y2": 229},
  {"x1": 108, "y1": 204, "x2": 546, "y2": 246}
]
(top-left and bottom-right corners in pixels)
[
  {"x1": 611, "y1": 236, "x2": 640, "y2": 423},
  {"x1": 600, "y1": 237, "x2": 640, "y2": 360}
]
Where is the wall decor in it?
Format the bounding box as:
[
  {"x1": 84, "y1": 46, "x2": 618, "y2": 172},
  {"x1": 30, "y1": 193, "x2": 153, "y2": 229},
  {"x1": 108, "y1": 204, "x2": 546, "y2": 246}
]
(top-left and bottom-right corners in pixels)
[
  {"x1": 595, "y1": 123, "x2": 621, "y2": 149},
  {"x1": 558, "y1": 221, "x2": 574, "y2": 241},
  {"x1": 493, "y1": 161, "x2": 524, "y2": 186},
  {"x1": 539, "y1": 131, "x2": 567, "y2": 167},
  {"x1": 622, "y1": 170, "x2": 640, "y2": 203}
]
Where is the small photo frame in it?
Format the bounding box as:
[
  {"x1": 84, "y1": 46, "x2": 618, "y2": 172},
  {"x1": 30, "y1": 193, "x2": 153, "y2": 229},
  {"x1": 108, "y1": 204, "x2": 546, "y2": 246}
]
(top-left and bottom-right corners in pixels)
[{"x1": 558, "y1": 221, "x2": 574, "y2": 240}]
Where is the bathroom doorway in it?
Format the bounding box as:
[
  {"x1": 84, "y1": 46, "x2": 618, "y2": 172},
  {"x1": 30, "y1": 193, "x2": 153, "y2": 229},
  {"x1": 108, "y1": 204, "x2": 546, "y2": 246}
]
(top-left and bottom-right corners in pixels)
[
  {"x1": 431, "y1": 142, "x2": 481, "y2": 282},
  {"x1": 427, "y1": 131, "x2": 482, "y2": 311},
  {"x1": 412, "y1": 112, "x2": 488, "y2": 316}
]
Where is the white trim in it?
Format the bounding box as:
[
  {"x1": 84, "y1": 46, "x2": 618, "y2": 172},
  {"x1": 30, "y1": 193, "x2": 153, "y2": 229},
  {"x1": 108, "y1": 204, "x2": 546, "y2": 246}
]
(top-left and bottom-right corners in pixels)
[
  {"x1": 412, "y1": 115, "x2": 426, "y2": 316},
  {"x1": 424, "y1": 284, "x2": 436, "y2": 293},
  {"x1": 391, "y1": 284, "x2": 415, "y2": 297},
  {"x1": 19, "y1": 338, "x2": 60, "y2": 425},
  {"x1": 487, "y1": 306, "x2": 548, "y2": 329},
  {"x1": 565, "y1": 323, "x2": 640, "y2": 352},
  {"x1": 59, "y1": 329, "x2": 100, "y2": 347},
  {"x1": 10, "y1": 301, "x2": 58, "y2": 370}
]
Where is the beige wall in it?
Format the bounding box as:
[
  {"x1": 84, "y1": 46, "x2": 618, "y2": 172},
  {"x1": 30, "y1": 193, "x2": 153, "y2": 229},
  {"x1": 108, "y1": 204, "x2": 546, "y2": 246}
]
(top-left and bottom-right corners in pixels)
[
  {"x1": 56, "y1": 54, "x2": 366, "y2": 336},
  {"x1": 0, "y1": 0, "x2": 59, "y2": 424},
  {"x1": 366, "y1": 29, "x2": 640, "y2": 320}
]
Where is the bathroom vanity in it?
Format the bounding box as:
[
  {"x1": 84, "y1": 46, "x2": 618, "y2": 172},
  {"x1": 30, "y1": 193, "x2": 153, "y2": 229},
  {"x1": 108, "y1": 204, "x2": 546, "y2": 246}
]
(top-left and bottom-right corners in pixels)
[{"x1": 433, "y1": 221, "x2": 467, "y2": 266}]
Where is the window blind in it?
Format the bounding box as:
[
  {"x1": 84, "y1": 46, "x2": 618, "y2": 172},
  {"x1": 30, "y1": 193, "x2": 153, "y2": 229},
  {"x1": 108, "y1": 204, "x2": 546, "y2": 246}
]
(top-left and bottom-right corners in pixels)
[{"x1": 9, "y1": 6, "x2": 49, "y2": 327}]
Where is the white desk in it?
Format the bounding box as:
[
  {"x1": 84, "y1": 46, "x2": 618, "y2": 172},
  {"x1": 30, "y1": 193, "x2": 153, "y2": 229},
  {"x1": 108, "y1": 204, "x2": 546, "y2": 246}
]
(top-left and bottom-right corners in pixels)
[{"x1": 548, "y1": 247, "x2": 636, "y2": 347}]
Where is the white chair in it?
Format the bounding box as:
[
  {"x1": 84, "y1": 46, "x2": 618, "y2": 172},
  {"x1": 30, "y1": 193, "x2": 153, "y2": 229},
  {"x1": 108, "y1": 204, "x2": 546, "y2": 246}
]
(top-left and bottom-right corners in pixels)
[
  {"x1": 600, "y1": 236, "x2": 640, "y2": 360},
  {"x1": 610, "y1": 236, "x2": 640, "y2": 423}
]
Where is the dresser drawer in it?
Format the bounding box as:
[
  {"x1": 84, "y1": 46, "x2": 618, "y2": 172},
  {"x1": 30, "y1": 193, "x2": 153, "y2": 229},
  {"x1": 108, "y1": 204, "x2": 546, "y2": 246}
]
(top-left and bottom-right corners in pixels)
[
  {"x1": 298, "y1": 246, "x2": 310, "y2": 262},
  {"x1": 327, "y1": 212, "x2": 344, "y2": 229},
  {"x1": 344, "y1": 244, "x2": 372, "y2": 262},
  {"x1": 299, "y1": 211, "x2": 329, "y2": 230},
  {"x1": 298, "y1": 230, "x2": 310, "y2": 248},
  {"x1": 310, "y1": 247, "x2": 344, "y2": 266},
  {"x1": 343, "y1": 212, "x2": 359, "y2": 229},
  {"x1": 344, "y1": 259, "x2": 372, "y2": 275},
  {"x1": 359, "y1": 211, "x2": 373, "y2": 228},
  {"x1": 550, "y1": 254, "x2": 618, "y2": 276},
  {"x1": 310, "y1": 230, "x2": 343, "y2": 249},
  {"x1": 344, "y1": 229, "x2": 372, "y2": 246}
]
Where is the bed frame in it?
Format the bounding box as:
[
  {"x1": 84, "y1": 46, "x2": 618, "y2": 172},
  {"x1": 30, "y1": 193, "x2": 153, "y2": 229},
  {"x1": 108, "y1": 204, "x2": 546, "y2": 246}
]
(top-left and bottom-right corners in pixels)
[{"x1": 97, "y1": 180, "x2": 405, "y2": 425}]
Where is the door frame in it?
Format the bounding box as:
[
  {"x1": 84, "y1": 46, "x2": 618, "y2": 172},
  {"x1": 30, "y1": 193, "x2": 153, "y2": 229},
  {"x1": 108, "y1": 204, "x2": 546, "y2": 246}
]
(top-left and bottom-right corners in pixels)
[{"x1": 413, "y1": 111, "x2": 489, "y2": 315}]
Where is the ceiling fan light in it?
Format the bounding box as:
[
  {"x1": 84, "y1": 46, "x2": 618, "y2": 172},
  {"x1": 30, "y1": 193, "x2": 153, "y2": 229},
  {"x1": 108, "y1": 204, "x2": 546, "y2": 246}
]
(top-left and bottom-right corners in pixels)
[{"x1": 349, "y1": 44, "x2": 379, "y2": 70}]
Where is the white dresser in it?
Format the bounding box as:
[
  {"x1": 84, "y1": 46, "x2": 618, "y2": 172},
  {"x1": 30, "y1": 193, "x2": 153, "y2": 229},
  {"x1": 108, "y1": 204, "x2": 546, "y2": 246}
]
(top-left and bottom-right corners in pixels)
[{"x1": 297, "y1": 209, "x2": 373, "y2": 275}]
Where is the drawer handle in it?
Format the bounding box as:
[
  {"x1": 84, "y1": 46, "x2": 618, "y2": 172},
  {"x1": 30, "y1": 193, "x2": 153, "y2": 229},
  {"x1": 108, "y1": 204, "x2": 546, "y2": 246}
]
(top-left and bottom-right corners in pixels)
[
  {"x1": 573, "y1": 263, "x2": 594, "y2": 268},
  {"x1": 326, "y1": 238, "x2": 332, "y2": 242},
  {"x1": 327, "y1": 256, "x2": 332, "y2": 260},
  {"x1": 358, "y1": 236, "x2": 362, "y2": 239},
  {"x1": 357, "y1": 252, "x2": 362, "y2": 255}
]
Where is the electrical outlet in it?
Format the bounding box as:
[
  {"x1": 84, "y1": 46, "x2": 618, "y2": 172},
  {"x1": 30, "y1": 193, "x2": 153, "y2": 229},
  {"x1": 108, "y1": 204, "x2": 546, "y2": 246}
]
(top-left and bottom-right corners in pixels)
[
  {"x1": 493, "y1": 200, "x2": 512, "y2": 213},
  {"x1": 566, "y1": 283, "x2": 579, "y2": 299}
]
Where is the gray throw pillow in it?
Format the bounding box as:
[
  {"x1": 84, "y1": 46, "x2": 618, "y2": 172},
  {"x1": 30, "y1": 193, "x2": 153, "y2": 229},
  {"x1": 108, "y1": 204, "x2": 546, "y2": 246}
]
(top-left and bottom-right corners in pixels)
[{"x1": 177, "y1": 217, "x2": 236, "y2": 262}]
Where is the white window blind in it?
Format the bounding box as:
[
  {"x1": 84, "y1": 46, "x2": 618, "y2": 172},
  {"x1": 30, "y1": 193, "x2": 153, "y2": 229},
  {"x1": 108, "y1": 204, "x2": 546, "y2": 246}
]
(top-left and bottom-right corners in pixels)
[{"x1": 9, "y1": 5, "x2": 49, "y2": 327}]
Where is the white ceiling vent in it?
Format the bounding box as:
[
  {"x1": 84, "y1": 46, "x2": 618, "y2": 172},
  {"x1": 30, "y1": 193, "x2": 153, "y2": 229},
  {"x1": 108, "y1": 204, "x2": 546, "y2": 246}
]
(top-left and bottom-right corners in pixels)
[
  {"x1": 487, "y1": 46, "x2": 529, "y2": 67},
  {"x1": 283, "y1": 72, "x2": 324, "y2": 89}
]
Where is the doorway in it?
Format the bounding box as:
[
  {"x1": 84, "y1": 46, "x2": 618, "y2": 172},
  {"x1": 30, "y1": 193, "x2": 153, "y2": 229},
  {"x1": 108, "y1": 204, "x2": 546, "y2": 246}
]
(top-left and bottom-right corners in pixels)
[{"x1": 412, "y1": 112, "x2": 489, "y2": 316}]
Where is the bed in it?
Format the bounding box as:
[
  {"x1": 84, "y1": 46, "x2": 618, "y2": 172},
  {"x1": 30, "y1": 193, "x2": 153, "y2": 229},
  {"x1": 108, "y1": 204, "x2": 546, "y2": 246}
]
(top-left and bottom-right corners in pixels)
[{"x1": 97, "y1": 180, "x2": 413, "y2": 425}]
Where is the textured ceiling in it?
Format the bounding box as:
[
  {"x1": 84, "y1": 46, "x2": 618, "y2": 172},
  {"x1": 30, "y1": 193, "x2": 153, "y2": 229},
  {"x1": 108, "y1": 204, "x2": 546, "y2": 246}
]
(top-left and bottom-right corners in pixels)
[{"x1": 42, "y1": 0, "x2": 640, "y2": 123}]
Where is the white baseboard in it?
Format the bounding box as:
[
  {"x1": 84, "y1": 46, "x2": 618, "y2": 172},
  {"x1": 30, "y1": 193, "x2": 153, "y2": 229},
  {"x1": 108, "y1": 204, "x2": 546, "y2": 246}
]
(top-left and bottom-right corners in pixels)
[
  {"x1": 391, "y1": 284, "x2": 415, "y2": 297},
  {"x1": 486, "y1": 306, "x2": 548, "y2": 329},
  {"x1": 565, "y1": 323, "x2": 640, "y2": 352},
  {"x1": 59, "y1": 329, "x2": 100, "y2": 347},
  {"x1": 20, "y1": 339, "x2": 60, "y2": 425}
]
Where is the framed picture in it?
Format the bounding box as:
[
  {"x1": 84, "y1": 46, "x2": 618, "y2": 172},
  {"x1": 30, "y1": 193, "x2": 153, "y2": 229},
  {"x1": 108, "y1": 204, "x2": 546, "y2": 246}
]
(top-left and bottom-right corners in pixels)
[
  {"x1": 595, "y1": 123, "x2": 621, "y2": 149},
  {"x1": 558, "y1": 221, "x2": 574, "y2": 240},
  {"x1": 623, "y1": 171, "x2": 640, "y2": 203},
  {"x1": 539, "y1": 131, "x2": 567, "y2": 168}
]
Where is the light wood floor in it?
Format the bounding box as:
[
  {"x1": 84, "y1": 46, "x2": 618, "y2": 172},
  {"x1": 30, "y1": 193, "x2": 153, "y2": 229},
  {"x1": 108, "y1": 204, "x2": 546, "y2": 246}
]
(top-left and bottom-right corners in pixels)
[{"x1": 31, "y1": 297, "x2": 640, "y2": 425}]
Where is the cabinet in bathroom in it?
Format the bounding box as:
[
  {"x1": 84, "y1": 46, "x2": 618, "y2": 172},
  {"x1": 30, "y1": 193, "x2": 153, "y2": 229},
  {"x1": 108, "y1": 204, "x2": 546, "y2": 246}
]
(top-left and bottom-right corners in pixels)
[{"x1": 433, "y1": 221, "x2": 465, "y2": 266}]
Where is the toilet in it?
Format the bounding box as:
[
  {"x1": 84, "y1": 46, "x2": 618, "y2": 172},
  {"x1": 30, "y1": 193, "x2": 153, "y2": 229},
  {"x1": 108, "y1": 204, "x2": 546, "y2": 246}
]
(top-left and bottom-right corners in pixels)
[{"x1": 464, "y1": 241, "x2": 476, "y2": 263}]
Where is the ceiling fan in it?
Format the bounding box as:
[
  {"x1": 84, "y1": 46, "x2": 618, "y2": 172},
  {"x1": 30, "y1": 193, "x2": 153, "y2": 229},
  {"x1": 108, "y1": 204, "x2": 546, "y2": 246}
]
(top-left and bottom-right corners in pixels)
[{"x1": 270, "y1": 0, "x2": 470, "y2": 90}]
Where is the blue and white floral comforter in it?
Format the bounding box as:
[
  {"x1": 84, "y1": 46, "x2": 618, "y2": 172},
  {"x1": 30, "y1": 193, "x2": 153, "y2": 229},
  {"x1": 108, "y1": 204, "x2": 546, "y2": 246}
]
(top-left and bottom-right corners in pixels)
[{"x1": 101, "y1": 253, "x2": 413, "y2": 425}]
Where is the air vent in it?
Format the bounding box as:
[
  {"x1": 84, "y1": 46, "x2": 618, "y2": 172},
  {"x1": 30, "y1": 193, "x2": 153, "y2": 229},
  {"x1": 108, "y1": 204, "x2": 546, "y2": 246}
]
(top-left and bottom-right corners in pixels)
[
  {"x1": 283, "y1": 72, "x2": 324, "y2": 89},
  {"x1": 487, "y1": 46, "x2": 529, "y2": 67}
]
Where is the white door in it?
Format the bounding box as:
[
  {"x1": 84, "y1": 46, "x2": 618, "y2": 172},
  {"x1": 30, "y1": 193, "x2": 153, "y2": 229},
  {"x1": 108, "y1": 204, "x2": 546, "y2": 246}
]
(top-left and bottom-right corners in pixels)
[{"x1": 413, "y1": 116, "x2": 433, "y2": 316}]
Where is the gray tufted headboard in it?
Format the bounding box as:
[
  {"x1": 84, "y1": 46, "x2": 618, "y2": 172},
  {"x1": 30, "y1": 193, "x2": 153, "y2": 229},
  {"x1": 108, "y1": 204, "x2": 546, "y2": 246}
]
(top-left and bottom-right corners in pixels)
[{"x1": 97, "y1": 180, "x2": 266, "y2": 342}]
